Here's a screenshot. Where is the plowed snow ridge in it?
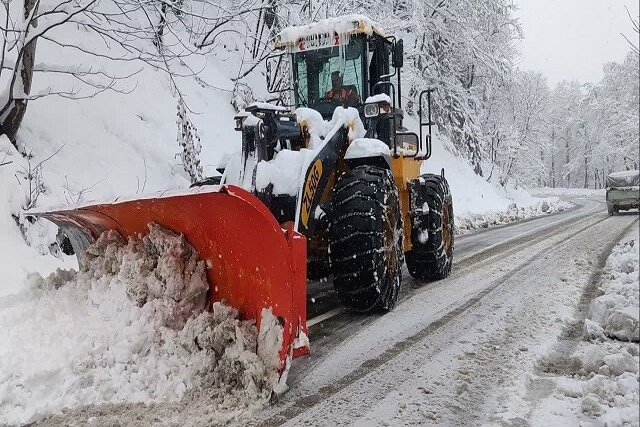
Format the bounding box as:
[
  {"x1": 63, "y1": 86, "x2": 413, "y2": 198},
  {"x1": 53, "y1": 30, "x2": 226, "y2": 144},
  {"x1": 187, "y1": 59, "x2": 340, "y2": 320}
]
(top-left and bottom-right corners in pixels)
[{"x1": 0, "y1": 224, "x2": 280, "y2": 425}]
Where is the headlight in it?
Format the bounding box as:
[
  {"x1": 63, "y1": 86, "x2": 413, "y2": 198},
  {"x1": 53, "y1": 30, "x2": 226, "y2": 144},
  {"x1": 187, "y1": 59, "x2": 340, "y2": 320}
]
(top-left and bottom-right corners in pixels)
[
  {"x1": 364, "y1": 103, "x2": 380, "y2": 118},
  {"x1": 234, "y1": 114, "x2": 247, "y2": 131}
]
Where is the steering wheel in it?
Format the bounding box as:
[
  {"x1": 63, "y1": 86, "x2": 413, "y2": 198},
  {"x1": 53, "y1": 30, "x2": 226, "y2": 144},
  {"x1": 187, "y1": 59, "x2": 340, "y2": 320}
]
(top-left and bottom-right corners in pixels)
[
  {"x1": 316, "y1": 98, "x2": 342, "y2": 107},
  {"x1": 313, "y1": 98, "x2": 342, "y2": 116}
]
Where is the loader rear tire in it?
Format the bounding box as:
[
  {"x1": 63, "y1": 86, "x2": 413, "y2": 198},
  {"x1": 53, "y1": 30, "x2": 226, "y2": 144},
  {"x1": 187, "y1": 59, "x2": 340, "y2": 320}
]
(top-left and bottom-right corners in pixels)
[
  {"x1": 328, "y1": 165, "x2": 403, "y2": 312},
  {"x1": 406, "y1": 174, "x2": 454, "y2": 281}
]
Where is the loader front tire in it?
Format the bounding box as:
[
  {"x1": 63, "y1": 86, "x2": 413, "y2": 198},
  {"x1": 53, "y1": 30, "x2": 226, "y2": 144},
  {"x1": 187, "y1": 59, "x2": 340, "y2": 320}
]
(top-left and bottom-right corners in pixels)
[
  {"x1": 328, "y1": 165, "x2": 403, "y2": 312},
  {"x1": 406, "y1": 174, "x2": 454, "y2": 281}
]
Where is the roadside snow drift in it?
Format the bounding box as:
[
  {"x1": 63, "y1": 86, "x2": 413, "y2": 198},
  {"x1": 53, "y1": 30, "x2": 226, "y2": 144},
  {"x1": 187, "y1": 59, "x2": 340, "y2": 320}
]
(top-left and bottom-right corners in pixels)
[
  {"x1": 0, "y1": 224, "x2": 281, "y2": 425},
  {"x1": 525, "y1": 229, "x2": 639, "y2": 425},
  {"x1": 572, "y1": 234, "x2": 639, "y2": 424},
  {"x1": 588, "y1": 239, "x2": 640, "y2": 342},
  {"x1": 454, "y1": 197, "x2": 572, "y2": 235}
]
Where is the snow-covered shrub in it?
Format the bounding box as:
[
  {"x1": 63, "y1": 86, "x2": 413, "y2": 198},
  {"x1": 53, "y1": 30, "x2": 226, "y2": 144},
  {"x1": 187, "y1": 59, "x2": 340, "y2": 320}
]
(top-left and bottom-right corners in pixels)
[
  {"x1": 176, "y1": 97, "x2": 204, "y2": 184},
  {"x1": 231, "y1": 81, "x2": 256, "y2": 112}
]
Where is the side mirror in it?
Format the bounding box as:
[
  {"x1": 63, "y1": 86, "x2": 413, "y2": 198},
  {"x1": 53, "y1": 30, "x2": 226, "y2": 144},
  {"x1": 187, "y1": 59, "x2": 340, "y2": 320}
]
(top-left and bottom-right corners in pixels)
[
  {"x1": 392, "y1": 39, "x2": 404, "y2": 68},
  {"x1": 266, "y1": 53, "x2": 290, "y2": 93},
  {"x1": 394, "y1": 132, "x2": 419, "y2": 156}
]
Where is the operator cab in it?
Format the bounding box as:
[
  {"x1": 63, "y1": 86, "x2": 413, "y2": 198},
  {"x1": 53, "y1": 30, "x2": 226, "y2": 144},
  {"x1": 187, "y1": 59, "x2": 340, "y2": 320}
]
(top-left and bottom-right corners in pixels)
[
  {"x1": 263, "y1": 15, "x2": 432, "y2": 159},
  {"x1": 272, "y1": 16, "x2": 395, "y2": 120},
  {"x1": 292, "y1": 36, "x2": 366, "y2": 117}
]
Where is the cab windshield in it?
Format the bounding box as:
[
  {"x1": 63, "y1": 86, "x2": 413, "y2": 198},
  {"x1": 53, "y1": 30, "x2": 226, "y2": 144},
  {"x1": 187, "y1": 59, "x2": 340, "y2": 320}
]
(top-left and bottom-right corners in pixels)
[{"x1": 293, "y1": 36, "x2": 366, "y2": 117}]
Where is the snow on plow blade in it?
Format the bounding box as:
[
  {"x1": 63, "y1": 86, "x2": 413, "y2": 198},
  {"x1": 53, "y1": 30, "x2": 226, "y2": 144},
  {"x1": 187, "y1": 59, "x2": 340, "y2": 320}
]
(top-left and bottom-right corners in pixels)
[{"x1": 28, "y1": 185, "x2": 309, "y2": 368}]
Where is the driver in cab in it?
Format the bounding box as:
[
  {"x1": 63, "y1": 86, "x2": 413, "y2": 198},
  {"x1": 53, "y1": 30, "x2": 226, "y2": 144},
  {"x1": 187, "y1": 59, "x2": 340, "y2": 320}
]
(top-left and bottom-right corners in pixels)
[{"x1": 325, "y1": 71, "x2": 359, "y2": 106}]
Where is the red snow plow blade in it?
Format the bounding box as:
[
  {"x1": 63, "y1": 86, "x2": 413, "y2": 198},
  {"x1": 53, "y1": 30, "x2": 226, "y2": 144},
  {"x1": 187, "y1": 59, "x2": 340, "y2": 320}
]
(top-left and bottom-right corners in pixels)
[{"x1": 28, "y1": 185, "x2": 309, "y2": 368}]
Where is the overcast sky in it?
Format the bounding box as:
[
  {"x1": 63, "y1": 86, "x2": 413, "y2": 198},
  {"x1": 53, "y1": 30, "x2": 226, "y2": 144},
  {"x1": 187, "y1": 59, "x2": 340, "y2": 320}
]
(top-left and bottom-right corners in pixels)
[{"x1": 515, "y1": 0, "x2": 639, "y2": 86}]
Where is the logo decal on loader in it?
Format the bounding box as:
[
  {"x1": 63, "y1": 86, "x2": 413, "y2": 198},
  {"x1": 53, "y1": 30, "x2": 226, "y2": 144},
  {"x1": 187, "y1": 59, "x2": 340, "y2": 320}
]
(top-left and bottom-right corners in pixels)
[{"x1": 301, "y1": 159, "x2": 323, "y2": 227}]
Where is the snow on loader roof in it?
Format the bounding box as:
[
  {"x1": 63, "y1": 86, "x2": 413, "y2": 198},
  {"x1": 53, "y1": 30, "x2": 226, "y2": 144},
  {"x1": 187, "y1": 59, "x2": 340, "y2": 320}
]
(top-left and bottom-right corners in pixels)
[{"x1": 274, "y1": 14, "x2": 386, "y2": 51}]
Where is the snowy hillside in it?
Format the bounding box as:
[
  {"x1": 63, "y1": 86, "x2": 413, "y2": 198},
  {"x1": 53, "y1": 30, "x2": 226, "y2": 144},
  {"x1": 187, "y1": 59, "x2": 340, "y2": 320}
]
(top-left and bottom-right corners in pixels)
[
  {"x1": 1, "y1": 59, "x2": 560, "y2": 295},
  {"x1": 0, "y1": 100, "x2": 564, "y2": 296},
  {"x1": 0, "y1": 10, "x2": 574, "y2": 424}
]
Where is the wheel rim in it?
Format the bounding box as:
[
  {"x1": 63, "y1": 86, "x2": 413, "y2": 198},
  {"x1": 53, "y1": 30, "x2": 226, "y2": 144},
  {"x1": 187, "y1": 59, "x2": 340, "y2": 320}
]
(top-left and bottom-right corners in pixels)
[
  {"x1": 442, "y1": 201, "x2": 453, "y2": 255},
  {"x1": 384, "y1": 201, "x2": 399, "y2": 275}
]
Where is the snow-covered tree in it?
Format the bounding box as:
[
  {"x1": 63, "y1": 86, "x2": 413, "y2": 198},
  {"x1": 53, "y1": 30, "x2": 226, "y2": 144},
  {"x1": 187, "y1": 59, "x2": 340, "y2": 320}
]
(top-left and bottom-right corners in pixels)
[
  {"x1": 496, "y1": 50, "x2": 639, "y2": 189},
  {"x1": 299, "y1": 0, "x2": 521, "y2": 175},
  {"x1": 176, "y1": 96, "x2": 203, "y2": 184},
  {"x1": 0, "y1": 0, "x2": 275, "y2": 147}
]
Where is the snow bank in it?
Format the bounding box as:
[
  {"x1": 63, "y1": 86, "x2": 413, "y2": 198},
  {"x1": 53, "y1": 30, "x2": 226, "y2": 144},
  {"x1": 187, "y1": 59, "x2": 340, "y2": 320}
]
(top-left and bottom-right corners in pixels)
[
  {"x1": 454, "y1": 197, "x2": 572, "y2": 235},
  {"x1": 528, "y1": 187, "x2": 607, "y2": 197},
  {"x1": 574, "y1": 235, "x2": 640, "y2": 421},
  {"x1": 0, "y1": 224, "x2": 281, "y2": 425},
  {"x1": 0, "y1": 136, "x2": 77, "y2": 297},
  {"x1": 589, "y1": 238, "x2": 639, "y2": 342},
  {"x1": 522, "y1": 228, "x2": 639, "y2": 425}
]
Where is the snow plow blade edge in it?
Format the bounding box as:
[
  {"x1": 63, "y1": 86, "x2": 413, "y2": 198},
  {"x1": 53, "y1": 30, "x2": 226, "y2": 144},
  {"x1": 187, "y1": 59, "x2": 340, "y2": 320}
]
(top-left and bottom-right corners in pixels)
[{"x1": 28, "y1": 185, "x2": 309, "y2": 368}]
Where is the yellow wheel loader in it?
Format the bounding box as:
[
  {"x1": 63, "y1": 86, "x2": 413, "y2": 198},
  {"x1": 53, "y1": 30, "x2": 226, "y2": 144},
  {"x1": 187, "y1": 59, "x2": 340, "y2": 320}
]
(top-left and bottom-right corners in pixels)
[{"x1": 30, "y1": 15, "x2": 454, "y2": 370}]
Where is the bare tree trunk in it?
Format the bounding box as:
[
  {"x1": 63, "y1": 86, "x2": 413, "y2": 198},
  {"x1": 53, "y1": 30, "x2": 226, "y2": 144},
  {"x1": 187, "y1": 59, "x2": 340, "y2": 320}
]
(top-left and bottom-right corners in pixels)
[
  {"x1": 565, "y1": 135, "x2": 570, "y2": 187},
  {"x1": 0, "y1": 0, "x2": 38, "y2": 144},
  {"x1": 538, "y1": 147, "x2": 544, "y2": 187},
  {"x1": 154, "y1": 2, "x2": 168, "y2": 49},
  {"x1": 550, "y1": 153, "x2": 556, "y2": 188},
  {"x1": 549, "y1": 129, "x2": 555, "y2": 187},
  {"x1": 583, "y1": 153, "x2": 588, "y2": 188}
]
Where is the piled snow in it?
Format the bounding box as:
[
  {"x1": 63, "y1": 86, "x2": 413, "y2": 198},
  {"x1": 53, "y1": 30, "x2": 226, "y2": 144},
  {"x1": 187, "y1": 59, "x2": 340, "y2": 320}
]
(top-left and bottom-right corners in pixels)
[
  {"x1": 365, "y1": 94, "x2": 392, "y2": 104},
  {"x1": 588, "y1": 239, "x2": 639, "y2": 342},
  {"x1": 295, "y1": 107, "x2": 334, "y2": 149},
  {"x1": 255, "y1": 148, "x2": 316, "y2": 196},
  {"x1": 0, "y1": 136, "x2": 77, "y2": 297},
  {"x1": 571, "y1": 235, "x2": 640, "y2": 423},
  {"x1": 253, "y1": 106, "x2": 364, "y2": 196},
  {"x1": 344, "y1": 138, "x2": 390, "y2": 159},
  {"x1": 247, "y1": 102, "x2": 289, "y2": 112},
  {"x1": 529, "y1": 187, "x2": 607, "y2": 197},
  {"x1": 275, "y1": 14, "x2": 385, "y2": 47},
  {"x1": 0, "y1": 224, "x2": 281, "y2": 425},
  {"x1": 454, "y1": 197, "x2": 572, "y2": 235},
  {"x1": 519, "y1": 228, "x2": 639, "y2": 425}
]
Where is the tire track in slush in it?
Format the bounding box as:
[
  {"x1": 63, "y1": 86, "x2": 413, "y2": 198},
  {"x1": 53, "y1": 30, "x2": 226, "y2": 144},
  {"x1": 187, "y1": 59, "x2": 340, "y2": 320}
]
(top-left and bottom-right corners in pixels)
[
  {"x1": 447, "y1": 216, "x2": 639, "y2": 426},
  {"x1": 293, "y1": 201, "x2": 604, "y2": 390},
  {"x1": 261, "y1": 211, "x2": 612, "y2": 425},
  {"x1": 306, "y1": 198, "x2": 601, "y2": 322},
  {"x1": 303, "y1": 201, "x2": 604, "y2": 366}
]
